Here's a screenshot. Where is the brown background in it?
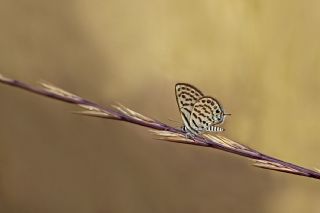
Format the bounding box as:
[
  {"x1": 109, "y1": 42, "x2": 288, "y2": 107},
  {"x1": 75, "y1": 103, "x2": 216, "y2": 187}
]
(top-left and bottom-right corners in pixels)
[{"x1": 1, "y1": 0, "x2": 320, "y2": 212}]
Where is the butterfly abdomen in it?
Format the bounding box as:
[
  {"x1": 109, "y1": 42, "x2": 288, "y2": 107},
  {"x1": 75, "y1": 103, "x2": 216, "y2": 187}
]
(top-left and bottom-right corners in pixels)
[{"x1": 206, "y1": 126, "x2": 224, "y2": 132}]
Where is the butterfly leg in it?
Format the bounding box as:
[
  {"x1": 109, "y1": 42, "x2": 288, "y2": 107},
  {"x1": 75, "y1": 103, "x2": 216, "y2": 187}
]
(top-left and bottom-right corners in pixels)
[
  {"x1": 181, "y1": 125, "x2": 199, "y2": 140},
  {"x1": 185, "y1": 132, "x2": 197, "y2": 140}
]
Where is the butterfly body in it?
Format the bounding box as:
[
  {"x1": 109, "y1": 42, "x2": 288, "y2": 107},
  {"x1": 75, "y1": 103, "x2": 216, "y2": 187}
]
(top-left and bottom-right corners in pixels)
[{"x1": 175, "y1": 83, "x2": 228, "y2": 135}]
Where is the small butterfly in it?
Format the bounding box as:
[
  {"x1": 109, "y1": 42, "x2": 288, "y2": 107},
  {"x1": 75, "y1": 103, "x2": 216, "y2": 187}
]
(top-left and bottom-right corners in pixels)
[{"x1": 175, "y1": 83, "x2": 230, "y2": 135}]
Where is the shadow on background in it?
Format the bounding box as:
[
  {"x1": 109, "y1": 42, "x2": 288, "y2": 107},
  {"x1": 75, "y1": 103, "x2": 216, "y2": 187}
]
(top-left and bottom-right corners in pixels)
[{"x1": 1, "y1": 0, "x2": 320, "y2": 212}]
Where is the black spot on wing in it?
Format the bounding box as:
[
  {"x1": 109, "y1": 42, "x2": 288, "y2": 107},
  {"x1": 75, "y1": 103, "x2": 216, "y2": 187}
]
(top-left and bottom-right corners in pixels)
[
  {"x1": 199, "y1": 112, "x2": 206, "y2": 117},
  {"x1": 183, "y1": 108, "x2": 191, "y2": 114},
  {"x1": 181, "y1": 111, "x2": 190, "y2": 126},
  {"x1": 191, "y1": 119, "x2": 199, "y2": 128},
  {"x1": 201, "y1": 106, "x2": 210, "y2": 114},
  {"x1": 192, "y1": 112, "x2": 198, "y2": 119}
]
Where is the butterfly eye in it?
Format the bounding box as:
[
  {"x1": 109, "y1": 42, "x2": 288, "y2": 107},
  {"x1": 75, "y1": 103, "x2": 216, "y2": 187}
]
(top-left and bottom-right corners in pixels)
[{"x1": 215, "y1": 109, "x2": 220, "y2": 113}]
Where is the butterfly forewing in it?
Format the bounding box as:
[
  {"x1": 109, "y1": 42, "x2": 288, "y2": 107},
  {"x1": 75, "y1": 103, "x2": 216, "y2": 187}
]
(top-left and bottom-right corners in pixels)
[{"x1": 175, "y1": 83, "x2": 203, "y2": 132}]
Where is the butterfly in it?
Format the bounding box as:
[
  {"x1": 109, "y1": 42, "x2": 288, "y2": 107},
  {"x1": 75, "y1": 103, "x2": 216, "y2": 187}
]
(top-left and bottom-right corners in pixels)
[{"x1": 175, "y1": 83, "x2": 230, "y2": 135}]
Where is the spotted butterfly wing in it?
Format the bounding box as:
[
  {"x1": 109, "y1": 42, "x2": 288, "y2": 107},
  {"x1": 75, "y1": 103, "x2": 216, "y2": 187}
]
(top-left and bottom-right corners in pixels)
[
  {"x1": 189, "y1": 96, "x2": 225, "y2": 133},
  {"x1": 175, "y1": 83, "x2": 203, "y2": 134}
]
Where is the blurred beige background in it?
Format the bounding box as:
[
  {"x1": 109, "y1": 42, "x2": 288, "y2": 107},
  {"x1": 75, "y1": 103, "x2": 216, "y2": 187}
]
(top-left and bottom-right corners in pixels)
[{"x1": 1, "y1": 0, "x2": 320, "y2": 212}]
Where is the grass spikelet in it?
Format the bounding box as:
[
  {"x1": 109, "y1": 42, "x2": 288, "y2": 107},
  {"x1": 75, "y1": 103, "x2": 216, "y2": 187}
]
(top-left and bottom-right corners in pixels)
[
  {"x1": 204, "y1": 134, "x2": 251, "y2": 151},
  {"x1": 41, "y1": 82, "x2": 81, "y2": 101},
  {"x1": 0, "y1": 73, "x2": 13, "y2": 82},
  {"x1": 76, "y1": 104, "x2": 119, "y2": 119},
  {"x1": 150, "y1": 130, "x2": 203, "y2": 145},
  {"x1": 113, "y1": 103, "x2": 156, "y2": 123},
  {"x1": 253, "y1": 160, "x2": 301, "y2": 174}
]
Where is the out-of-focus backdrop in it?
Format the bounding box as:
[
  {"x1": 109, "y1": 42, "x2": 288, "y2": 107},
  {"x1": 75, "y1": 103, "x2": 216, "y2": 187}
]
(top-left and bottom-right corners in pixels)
[{"x1": 1, "y1": 0, "x2": 320, "y2": 212}]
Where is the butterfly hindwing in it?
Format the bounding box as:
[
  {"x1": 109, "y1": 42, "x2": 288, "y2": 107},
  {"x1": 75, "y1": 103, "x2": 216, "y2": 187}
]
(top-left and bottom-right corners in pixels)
[{"x1": 189, "y1": 96, "x2": 224, "y2": 132}]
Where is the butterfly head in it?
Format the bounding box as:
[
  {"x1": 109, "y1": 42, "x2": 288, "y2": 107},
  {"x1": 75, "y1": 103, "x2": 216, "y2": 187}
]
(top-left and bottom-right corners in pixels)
[{"x1": 213, "y1": 107, "x2": 231, "y2": 124}]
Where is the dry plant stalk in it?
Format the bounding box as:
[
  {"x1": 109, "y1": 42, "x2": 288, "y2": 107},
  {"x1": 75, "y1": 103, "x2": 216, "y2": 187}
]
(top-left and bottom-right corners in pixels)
[{"x1": 1, "y1": 73, "x2": 320, "y2": 180}]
